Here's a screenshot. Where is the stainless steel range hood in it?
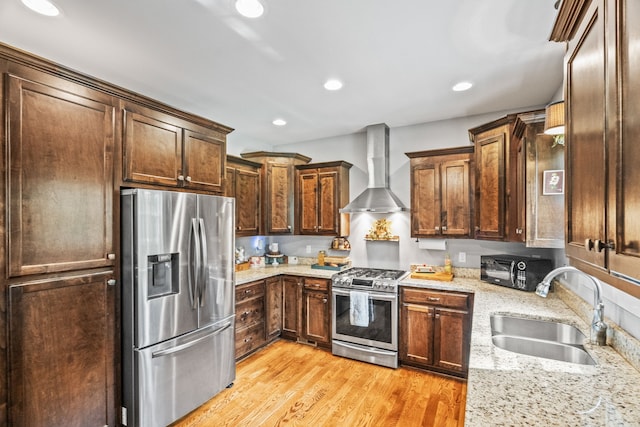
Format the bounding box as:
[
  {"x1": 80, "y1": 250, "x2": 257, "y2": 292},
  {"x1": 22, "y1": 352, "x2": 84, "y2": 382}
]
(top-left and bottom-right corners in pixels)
[{"x1": 340, "y1": 123, "x2": 408, "y2": 213}]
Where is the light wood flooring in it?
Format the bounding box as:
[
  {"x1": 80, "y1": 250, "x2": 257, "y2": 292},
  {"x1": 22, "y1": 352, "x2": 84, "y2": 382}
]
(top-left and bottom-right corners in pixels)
[{"x1": 172, "y1": 340, "x2": 467, "y2": 427}]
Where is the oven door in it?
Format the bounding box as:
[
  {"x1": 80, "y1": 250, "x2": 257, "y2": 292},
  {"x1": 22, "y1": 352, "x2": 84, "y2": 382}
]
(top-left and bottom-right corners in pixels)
[{"x1": 331, "y1": 287, "x2": 397, "y2": 351}]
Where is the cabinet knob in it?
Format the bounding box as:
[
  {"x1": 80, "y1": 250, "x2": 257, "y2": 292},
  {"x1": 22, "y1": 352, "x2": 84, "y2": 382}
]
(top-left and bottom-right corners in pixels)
[
  {"x1": 584, "y1": 239, "x2": 594, "y2": 252},
  {"x1": 442, "y1": 226, "x2": 447, "y2": 231},
  {"x1": 178, "y1": 175, "x2": 185, "y2": 181},
  {"x1": 107, "y1": 279, "x2": 116, "y2": 286},
  {"x1": 186, "y1": 176, "x2": 192, "y2": 182},
  {"x1": 435, "y1": 226, "x2": 440, "y2": 231},
  {"x1": 107, "y1": 253, "x2": 116, "y2": 260},
  {"x1": 323, "y1": 298, "x2": 328, "y2": 304},
  {"x1": 594, "y1": 240, "x2": 615, "y2": 252}
]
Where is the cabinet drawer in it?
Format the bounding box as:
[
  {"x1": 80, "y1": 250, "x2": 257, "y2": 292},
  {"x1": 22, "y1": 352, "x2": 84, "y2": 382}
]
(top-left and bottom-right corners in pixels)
[
  {"x1": 402, "y1": 288, "x2": 469, "y2": 310},
  {"x1": 304, "y1": 277, "x2": 329, "y2": 291},
  {"x1": 235, "y1": 280, "x2": 265, "y2": 303},
  {"x1": 235, "y1": 321, "x2": 265, "y2": 358},
  {"x1": 236, "y1": 297, "x2": 265, "y2": 329}
]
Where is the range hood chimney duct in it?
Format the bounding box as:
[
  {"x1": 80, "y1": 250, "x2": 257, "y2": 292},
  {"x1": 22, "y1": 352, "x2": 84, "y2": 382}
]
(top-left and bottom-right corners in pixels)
[{"x1": 340, "y1": 123, "x2": 408, "y2": 213}]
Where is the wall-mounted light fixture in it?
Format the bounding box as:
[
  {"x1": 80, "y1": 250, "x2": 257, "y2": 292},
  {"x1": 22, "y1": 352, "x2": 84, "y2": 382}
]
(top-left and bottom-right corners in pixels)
[{"x1": 544, "y1": 100, "x2": 565, "y2": 147}]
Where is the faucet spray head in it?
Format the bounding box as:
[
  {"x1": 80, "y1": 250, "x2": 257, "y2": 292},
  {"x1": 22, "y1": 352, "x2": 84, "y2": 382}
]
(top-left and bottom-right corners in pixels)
[{"x1": 535, "y1": 280, "x2": 551, "y2": 297}]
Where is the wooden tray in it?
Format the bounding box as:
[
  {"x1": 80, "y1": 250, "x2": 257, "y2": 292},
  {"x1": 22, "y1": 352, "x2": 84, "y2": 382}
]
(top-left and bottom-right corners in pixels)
[
  {"x1": 311, "y1": 263, "x2": 351, "y2": 271},
  {"x1": 410, "y1": 272, "x2": 454, "y2": 282}
]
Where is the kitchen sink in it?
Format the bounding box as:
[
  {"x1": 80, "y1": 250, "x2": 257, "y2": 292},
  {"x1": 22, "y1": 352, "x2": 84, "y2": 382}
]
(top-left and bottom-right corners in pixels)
[{"x1": 490, "y1": 314, "x2": 596, "y2": 365}]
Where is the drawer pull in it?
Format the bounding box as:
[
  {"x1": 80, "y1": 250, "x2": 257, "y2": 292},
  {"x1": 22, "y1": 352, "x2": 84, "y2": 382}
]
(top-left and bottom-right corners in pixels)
[
  {"x1": 427, "y1": 297, "x2": 441, "y2": 302},
  {"x1": 244, "y1": 337, "x2": 252, "y2": 343}
]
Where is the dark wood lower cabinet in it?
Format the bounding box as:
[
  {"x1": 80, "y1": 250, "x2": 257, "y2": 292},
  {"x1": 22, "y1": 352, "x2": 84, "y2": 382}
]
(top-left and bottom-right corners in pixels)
[
  {"x1": 400, "y1": 287, "x2": 473, "y2": 378},
  {"x1": 265, "y1": 276, "x2": 283, "y2": 340},
  {"x1": 281, "y1": 276, "x2": 302, "y2": 340},
  {"x1": 235, "y1": 280, "x2": 266, "y2": 360},
  {"x1": 301, "y1": 278, "x2": 331, "y2": 347},
  {"x1": 8, "y1": 272, "x2": 115, "y2": 427}
]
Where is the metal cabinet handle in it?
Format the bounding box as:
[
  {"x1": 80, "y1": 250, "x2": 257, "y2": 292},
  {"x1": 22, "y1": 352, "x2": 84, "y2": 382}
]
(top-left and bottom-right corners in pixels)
[
  {"x1": 107, "y1": 253, "x2": 116, "y2": 260},
  {"x1": 442, "y1": 226, "x2": 447, "y2": 231},
  {"x1": 322, "y1": 298, "x2": 328, "y2": 304},
  {"x1": 427, "y1": 297, "x2": 440, "y2": 302},
  {"x1": 186, "y1": 176, "x2": 192, "y2": 182},
  {"x1": 178, "y1": 175, "x2": 185, "y2": 181},
  {"x1": 435, "y1": 226, "x2": 440, "y2": 231},
  {"x1": 584, "y1": 238, "x2": 594, "y2": 251},
  {"x1": 107, "y1": 279, "x2": 116, "y2": 286}
]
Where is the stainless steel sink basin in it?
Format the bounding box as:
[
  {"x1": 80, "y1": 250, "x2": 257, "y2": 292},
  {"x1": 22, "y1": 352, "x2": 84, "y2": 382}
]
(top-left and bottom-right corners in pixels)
[{"x1": 490, "y1": 314, "x2": 596, "y2": 365}]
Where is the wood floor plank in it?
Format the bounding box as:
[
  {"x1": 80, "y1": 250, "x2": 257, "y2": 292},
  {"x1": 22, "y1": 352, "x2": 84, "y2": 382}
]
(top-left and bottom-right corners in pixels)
[{"x1": 172, "y1": 340, "x2": 466, "y2": 427}]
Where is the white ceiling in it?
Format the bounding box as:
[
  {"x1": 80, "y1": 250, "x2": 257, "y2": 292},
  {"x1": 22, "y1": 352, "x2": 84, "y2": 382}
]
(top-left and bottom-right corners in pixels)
[{"x1": 0, "y1": 0, "x2": 565, "y2": 145}]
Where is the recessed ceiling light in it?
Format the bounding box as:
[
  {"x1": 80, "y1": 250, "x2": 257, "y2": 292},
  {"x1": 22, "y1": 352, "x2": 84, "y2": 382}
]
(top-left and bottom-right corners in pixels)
[
  {"x1": 235, "y1": 0, "x2": 264, "y2": 18},
  {"x1": 272, "y1": 118, "x2": 287, "y2": 126},
  {"x1": 21, "y1": 0, "x2": 60, "y2": 16},
  {"x1": 452, "y1": 81, "x2": 473, "y2": 92},
  {"x1": 324, "y1": 79, "x2": 343, "y2": 91}
]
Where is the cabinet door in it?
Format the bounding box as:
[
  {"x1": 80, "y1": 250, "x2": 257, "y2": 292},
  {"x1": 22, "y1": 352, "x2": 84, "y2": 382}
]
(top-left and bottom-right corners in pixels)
[
  {"x1": 267, "y1": 163, "x2": 293, "y2": 234},
  {"x1": 6, "y1": 73, "x2": 114, "y2": 277},
  {"x1": 123, "y1": 107, "x2": 183, "y2": 187},
  {"x1": 317, "y1": 170, "x2": 339, "y2": 234},
  {"x1": 441, "y1": 159, "x2": 471, "y2": 237},
  {"x1": 265, "y1": 277, "x2": 283, "y2": 340},
  {"x1": 225, "y1": 166, "x2": 236, "y2": 198},
  {"x1": 235, "y1": 168, "x2": 261, "y2": 235},
  {"x1": 412, "y1": 164, "x2": 441, "y2": 237},
  {"x1": 8, "y1": 273, "x2": 115, "y2": 427},
  {"x1": 400, "y1": 302, "x2": 434, "y2": 366},
  {"x1": 298, "y1": 171, "x2": 319, "y2": 234},
  {"x1": 302, "y1": 290, "x2": 330, "y2": 344},
  {"x1": 565, "y1": 0, "x2": 607, "y2": 270},
  {"x1": 475, "y1": 133, "x2": 506, "y2": 240},
  {"x1": 282, "y1": 276, "x2": 301, "y2": 339},
  {"x1": 433, "y1": 308, "x2": 467, "y2": 374},
  {"x1": 609, "y1": 0, "x2": 640, "y2": 282},
  {"x1": 183, "y1": 129, "x2": 225, "y2": 193}
]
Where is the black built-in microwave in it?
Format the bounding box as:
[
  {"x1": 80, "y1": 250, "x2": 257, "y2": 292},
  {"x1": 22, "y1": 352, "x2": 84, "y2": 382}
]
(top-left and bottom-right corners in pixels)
[{"x1": 480, "y1": 254, "x2": 552, "y2": 291}]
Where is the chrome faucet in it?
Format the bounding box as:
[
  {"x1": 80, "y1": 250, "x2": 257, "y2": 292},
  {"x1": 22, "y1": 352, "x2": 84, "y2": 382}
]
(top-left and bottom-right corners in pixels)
[{"x1": 536, "y1": 266, "x2": 608, "y2": 346}]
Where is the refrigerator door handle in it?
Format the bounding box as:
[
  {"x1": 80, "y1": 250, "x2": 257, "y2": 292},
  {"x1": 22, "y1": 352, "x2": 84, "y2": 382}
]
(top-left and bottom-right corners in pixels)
[
  {"x1": 151, "y1": 321, "x2": 233, "y2": 358},
  {"x1": 189, "y1": 218, "x2": 201, "y2": 309},
  {"x1": 198, "y1": 218, "x2": 208, "y2": 307}
]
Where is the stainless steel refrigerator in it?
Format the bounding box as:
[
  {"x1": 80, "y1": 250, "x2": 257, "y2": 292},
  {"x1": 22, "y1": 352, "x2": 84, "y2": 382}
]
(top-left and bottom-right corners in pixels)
[{"x1": 121, "y1": 188, "x2": 236, "y2": 427}]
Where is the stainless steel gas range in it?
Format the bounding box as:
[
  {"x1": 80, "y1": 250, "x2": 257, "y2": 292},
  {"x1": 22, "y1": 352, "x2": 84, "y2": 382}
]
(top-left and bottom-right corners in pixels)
[{"x1": 331, "y1": 267, "x2": 408, "y2": 368}]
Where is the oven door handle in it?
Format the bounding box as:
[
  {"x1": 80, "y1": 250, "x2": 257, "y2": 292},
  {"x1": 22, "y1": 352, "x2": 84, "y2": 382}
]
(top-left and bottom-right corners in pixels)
[{"x1": 331, "y1": 287, "x2": 397, "y2": 301}]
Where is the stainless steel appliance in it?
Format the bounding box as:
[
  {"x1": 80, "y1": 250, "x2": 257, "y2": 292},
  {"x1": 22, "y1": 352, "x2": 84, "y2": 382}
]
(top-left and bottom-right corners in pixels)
[
  {"x1": 331, "y1": 267, "x2": 408, "y2": 368},
  {"x1": 480, "y1": 254, "x2": 552, "y2": 291},
  {"x1": 121, "y1": 189, "x2": 236, "y2": 427}
]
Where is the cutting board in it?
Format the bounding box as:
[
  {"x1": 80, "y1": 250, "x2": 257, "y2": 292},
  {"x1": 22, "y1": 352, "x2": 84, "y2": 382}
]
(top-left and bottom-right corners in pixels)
[{"x1": 410, "y1": 272, "x2": 454, "y2": 282}]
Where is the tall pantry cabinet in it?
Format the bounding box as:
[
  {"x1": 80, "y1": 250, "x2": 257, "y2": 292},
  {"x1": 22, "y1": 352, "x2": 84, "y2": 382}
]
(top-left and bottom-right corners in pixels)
[
  {"x1": 552, "y1": 0, "x2": 640, "y2": 297},
  {"x1": 0, "y1": 43, "x2": 232, "y2": 426},
  {"x1": 2, "y1": 58, "x2": 117, "y2": 426}
]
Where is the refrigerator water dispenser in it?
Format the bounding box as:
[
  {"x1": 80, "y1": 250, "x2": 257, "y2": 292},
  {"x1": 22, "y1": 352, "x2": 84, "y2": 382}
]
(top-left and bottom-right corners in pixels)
[{"x1": 148, "y1": 253, "x2": 179, "y2": 298}]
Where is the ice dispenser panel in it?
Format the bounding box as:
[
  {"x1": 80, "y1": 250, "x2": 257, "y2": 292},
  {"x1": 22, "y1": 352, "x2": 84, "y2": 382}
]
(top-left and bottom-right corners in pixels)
[{"x1": 148, "y1": 253, "x2": 179, "y2": 298}]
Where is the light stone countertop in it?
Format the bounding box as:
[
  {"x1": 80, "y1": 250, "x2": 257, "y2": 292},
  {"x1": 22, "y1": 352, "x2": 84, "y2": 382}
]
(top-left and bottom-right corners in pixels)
[{"x1": 235, "y1": 266, "x2": 640, "y2": 426}]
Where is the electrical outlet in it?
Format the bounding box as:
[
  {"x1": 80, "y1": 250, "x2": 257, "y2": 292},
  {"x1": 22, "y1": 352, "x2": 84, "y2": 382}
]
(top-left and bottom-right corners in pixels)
[
  {"x1": 458, "y1": 252, "x2": 466, "y2": 263},
  {"x1": 306, "y1": 245, "x2": 311, "y2": 253}
]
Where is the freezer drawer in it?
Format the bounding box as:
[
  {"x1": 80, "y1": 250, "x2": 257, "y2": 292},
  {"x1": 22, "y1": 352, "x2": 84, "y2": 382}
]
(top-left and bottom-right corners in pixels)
[{"x1": 128, "y1": 318, "x2": 235, "y2": 427}]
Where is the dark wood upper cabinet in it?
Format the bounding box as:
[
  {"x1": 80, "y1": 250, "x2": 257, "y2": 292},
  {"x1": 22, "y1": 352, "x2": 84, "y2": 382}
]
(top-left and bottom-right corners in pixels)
[
  {"x1": 295, "y1": 161, "x2": 352, "y2": 236},
  {"x1": 6, "y1": 69, "x2": 116, "y2": 277},
  {"x1": 406, "y1": 147, "x2": 474, "y2": 238},
  {"x1": 226, "y1": 155, "x2": 262, "y2": 236},
  {"x1": 123, "y1": 102, "x2": 228, "y2": 193},
  {"x1": 240, "y1": 152, "x2": 311, "y2": 235},
  {"x1": 469, "y1": 117, "x2": 514, "y2": 241},
  {"x1": 553, "y1": 0, "x2": 640, "y2": 297}
]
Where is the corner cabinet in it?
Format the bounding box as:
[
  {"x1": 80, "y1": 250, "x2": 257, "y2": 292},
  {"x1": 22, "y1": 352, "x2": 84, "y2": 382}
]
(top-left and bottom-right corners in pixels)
[
  {"x1": 400, "y1": 287, "x2": 473, "y2": 378},
  {"x1": 3, "y1": 62, "x2": 117, "y2": 426},
  {"x1": 295, "y1": 161, "x2": 352, "y2": 236},
  {"x1": 122, "y1": 101, "x2": 230, "y2": 193},
  {"x1": 226, "y1": 155, "x2": 262, "y2": 236},
  {"x1": 405, "y1": 147, "x2": 474, "y2": 238},
  {"x1": 241, "y1": 152, "x2": 311, "y2": 235},
  {"x1": 551, "y1": 0, "x2": 640, "y2": 297}
]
